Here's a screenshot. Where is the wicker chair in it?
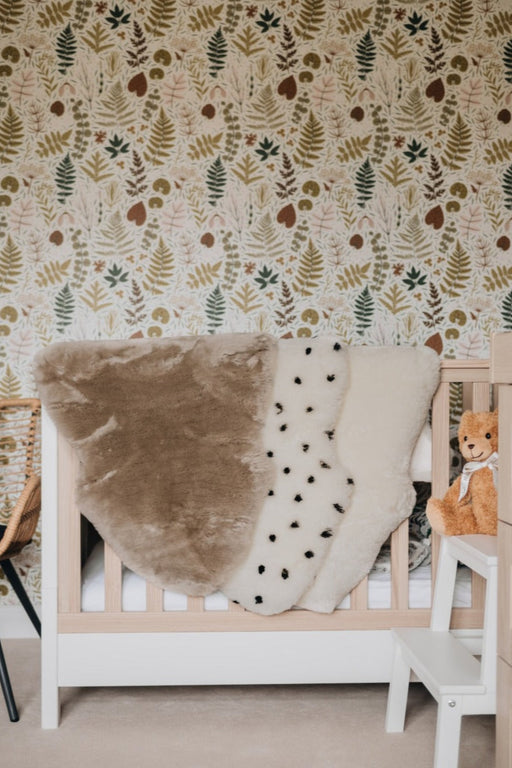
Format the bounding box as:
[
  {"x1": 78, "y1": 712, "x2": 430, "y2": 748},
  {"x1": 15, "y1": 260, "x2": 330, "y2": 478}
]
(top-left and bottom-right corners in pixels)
[{"x1": 0, "y1": 398, "x2": 41, "y2": 722}]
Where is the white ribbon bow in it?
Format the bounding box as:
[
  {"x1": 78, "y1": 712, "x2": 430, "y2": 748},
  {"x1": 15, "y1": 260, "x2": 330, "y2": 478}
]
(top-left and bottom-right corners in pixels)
[{"x1": 458, "y1": 451, "x2": 499, "y2": 502}]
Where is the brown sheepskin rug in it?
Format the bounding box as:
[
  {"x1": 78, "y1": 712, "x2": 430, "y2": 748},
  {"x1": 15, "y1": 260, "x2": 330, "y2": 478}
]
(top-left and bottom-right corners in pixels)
[{"x1": 34, "y1": 333, "x2": 277, "y2": 595}]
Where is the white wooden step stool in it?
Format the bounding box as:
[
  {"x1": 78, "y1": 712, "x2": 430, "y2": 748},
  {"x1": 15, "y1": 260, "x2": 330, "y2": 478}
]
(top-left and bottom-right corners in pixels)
[{"x1": 385, "y1": 534, "x2": 498, "y2": 768}]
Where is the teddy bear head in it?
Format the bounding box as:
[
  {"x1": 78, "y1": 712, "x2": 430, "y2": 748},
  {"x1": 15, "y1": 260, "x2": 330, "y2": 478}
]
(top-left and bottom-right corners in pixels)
[{"x1": 458, "y1": 409, "x2": 498, "y2": 463}]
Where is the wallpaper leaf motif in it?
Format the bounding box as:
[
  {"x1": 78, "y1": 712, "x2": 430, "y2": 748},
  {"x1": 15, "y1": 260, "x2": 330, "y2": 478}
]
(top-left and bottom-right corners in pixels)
[
  {"x1": 56, "y1": 22, "x2": 77, "y2": 74},
  {"x1": 356, "y1": 29, "x2": 377, "y2": 80},
  {"x1": 1, "y1": 0, "x2": 512, "y2": 603},
  {"x1": 0, "y1": 0, "x2": 23, "y2": 35},
  {"x1": 0, "y1": 236, "x2": 22, "y2": 294},
  {"x1": 207, "y1": 27, "x2": 228, "y2": 78},
  {"x1": 0, "y1": 105, "x2": 22, "y2": 163},
  {"x1": 442, "y1": 0, "x2": 474, "y2": 43}
]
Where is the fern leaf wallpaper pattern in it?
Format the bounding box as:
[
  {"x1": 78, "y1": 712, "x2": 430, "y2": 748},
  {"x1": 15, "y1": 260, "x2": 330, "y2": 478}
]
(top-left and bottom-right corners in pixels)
[{"x1": 1, "y1": 0, "x2": 512, "y2": 603}]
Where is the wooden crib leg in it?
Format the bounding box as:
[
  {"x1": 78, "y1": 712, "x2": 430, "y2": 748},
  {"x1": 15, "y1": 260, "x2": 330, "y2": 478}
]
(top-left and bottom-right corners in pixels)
[{"x1": 385, "y1": 640, "x2": 411, "y2": 732}]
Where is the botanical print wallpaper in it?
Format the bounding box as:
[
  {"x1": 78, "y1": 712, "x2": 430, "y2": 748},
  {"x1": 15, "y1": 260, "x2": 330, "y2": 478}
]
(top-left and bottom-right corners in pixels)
[{"x1": 1, "y1": 0, "x2": 512, "y2": 604}]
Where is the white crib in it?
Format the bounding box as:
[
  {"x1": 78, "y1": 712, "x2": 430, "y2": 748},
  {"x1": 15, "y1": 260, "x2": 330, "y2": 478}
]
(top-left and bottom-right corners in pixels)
[{"x1": 40, "y1": 349, "x2": 497, "y2": 728}]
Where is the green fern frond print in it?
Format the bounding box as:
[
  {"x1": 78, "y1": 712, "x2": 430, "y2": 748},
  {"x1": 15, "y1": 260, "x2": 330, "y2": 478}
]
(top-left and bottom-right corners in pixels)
[
  {"x1": 207, "y1": 27, "x2": 227, "y2": 78},
  {"x1": 354, "y1": 286, "x2": 375, "y2": 335},
  {"x1": 502, "y1": 290, "x2": 512, "y2": 330},
  {"x1": 55, "y1": 283, "x2": 75, "y2": 333},
  {"x1": 505, "y1": 39, "x2": 512, "y2": 85},
  {"x1": 56, "y1": 23, "x2": 77, "y2": 75},
  {"x1": 355, "y1": 157, "x2": 376, "y2": 208},
  {"x1": 504, "y1": 165, "x2": 512, "y2": 210},
  {"x1": 356, "y1": 29, "x2": 377, "y2": 80},
  {"x1": 55, "y1": 153, "x2": 76, "y2": 204},
  {"x1": 206, "y1": 284, "x2": 226, "y2": 333},
  {"x1": 206, "y1": 155, "x2": 227, "y2": 206}
]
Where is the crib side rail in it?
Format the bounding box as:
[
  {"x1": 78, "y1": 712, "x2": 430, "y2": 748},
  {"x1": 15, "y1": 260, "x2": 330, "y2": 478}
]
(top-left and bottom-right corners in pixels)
[{"x1": 51, "y1": 357, "x2": 492, "y2": 633}]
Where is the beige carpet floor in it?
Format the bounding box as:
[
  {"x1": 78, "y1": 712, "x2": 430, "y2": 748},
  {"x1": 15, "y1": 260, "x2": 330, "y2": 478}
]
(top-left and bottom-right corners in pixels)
[{"x1": 0, "y1": 640, "x2": 495, "y2": 768}]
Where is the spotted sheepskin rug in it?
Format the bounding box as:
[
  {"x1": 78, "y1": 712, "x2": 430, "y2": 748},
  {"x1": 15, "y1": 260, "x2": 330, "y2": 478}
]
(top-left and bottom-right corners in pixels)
[{"x1": 34, "y1": 334, "x2": 439, "y2": 615}]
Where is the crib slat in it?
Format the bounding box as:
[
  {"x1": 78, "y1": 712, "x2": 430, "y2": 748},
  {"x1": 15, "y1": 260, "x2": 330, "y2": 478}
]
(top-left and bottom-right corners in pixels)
[
  {"x1": 391, "y1": 519, "x2": 409, "y2": 611},
  {"x1": 146, "y1": 582, "x2": 163, "y2": 612},
  {"x1": 431, "y1": 381, "x2": 451, "y2": 587},
  {"x1": 470, "y1": 381, "x2": 492, "y2": 412},
  {"x1": 431, "y1": 380, "x2": 451, "y2": 499},
  {"x1": 187, "y1": 597, "x2": 204, "y2": 612},
  {"x1": 350, "y1": 577, "x2": 368, "y2": 610},
  {"x1": 104, "y1": 543, "x2": 122, "y2": 612},
  {"x1": 57, "y1": 434, "x2": 81, "y2": 613}
]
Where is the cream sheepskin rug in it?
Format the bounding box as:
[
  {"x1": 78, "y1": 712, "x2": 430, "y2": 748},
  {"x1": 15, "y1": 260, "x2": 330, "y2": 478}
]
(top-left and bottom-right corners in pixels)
[{"x1": 298, "y1": 345, "x2": 440, "y2": 613}]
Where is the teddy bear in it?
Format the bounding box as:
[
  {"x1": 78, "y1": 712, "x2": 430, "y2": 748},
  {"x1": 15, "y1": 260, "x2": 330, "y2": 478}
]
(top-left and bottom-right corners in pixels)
[{"x1": 426, "y1": 409, "x2": 498, "y2": 536}]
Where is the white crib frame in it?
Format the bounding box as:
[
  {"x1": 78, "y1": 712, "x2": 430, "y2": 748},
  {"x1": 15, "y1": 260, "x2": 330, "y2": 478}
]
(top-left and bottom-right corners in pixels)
[{"x1": 41, "y1": 353, "x2": 495, "y2": 728}]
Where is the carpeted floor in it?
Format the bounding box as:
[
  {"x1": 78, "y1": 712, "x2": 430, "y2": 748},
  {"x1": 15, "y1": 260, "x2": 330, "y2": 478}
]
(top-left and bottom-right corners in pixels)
[{"x1": 1, "y1": 640, "x2": 495, "y2": 768}]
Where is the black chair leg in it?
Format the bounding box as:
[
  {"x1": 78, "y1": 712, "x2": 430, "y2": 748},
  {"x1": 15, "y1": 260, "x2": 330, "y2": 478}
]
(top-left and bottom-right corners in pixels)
[
  {"x1": 0, "y1": 560, "x2": 41, "y2": 637},
  {"x1": 0, "y1": 640, "x2": 19, "y2": 722}
]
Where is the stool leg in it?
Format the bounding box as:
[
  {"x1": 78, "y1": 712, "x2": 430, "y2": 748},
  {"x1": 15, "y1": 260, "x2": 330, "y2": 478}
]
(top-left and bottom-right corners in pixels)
[
  {"x1": 0, "y1": 641, "x2": 19, "y2": 722},
  {"x1": 434, "y1": 696, "x2": 462, "y2": 768},
  {"x1": 386, "y1": 641, "x2": 411, "y2": 732}
]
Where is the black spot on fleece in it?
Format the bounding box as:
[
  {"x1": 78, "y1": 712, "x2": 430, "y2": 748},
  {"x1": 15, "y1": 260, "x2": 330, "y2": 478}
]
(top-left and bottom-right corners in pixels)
[{"x1": 222, "y1": 337, "x2": 353, "y2": 615}]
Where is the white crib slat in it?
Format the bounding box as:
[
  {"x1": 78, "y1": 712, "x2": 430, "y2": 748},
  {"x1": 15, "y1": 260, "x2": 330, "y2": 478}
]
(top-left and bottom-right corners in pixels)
[{"x1": 104, "y1": 543, "x2": 122, "y2": 612}]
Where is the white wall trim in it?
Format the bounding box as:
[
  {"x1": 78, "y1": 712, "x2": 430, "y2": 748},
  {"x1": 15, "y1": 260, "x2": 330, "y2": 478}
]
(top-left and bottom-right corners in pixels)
[{"x1": 0, "y1": 605, "x2": 40, "y2": 638}]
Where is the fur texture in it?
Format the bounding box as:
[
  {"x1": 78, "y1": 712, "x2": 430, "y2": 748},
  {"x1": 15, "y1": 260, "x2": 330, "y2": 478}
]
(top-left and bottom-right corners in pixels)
[
  {"x1": 35, "y1": 336, "x2": 440, "y2": 614},
  {"x1": 298, "y1": 345, "x2": 440, "y2": 613},
  {"x1": 34, "y1": 334, "x2": 277, "y2": 595},
  {"x1": 426, "y1": 410, "x2": 498, "y2": 536},
  {"x1": 222, "y1": 338, "x2": 352, "y2": 615}
]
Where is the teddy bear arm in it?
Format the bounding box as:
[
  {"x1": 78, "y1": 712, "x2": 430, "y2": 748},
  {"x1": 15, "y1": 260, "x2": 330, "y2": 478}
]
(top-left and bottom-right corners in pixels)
[{"x1": 442, "y1": 476, "x2": 464, "y2": 507}]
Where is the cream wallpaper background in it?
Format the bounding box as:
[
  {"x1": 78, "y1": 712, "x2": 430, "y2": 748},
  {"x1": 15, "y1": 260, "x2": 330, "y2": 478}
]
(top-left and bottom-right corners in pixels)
[{"x1": 1, "y1": 0, "x2": 512, "y2": 604}]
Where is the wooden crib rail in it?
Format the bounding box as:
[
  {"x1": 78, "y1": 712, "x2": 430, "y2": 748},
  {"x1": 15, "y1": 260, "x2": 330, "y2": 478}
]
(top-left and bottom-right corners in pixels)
[{"x1": 54, "y1": 357, "x2": 492, "y2": 634}]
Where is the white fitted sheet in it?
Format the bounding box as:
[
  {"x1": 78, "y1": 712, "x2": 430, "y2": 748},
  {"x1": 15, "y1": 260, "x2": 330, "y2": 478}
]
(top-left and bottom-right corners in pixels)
[{"x1": 81, "y1": 541, "x2": 472, "y2": 613}]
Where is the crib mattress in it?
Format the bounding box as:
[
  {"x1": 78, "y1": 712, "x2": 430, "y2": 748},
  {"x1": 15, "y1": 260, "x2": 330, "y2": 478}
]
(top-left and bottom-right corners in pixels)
[{"x1": 81, "y1": 542, "x2": 472, "y2": 613}]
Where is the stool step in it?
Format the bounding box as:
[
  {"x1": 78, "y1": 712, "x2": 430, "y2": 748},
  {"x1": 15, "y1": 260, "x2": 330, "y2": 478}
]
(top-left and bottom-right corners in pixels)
[{"x1": 392, "y1": 628, "x2": 486, "y2": 697}]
